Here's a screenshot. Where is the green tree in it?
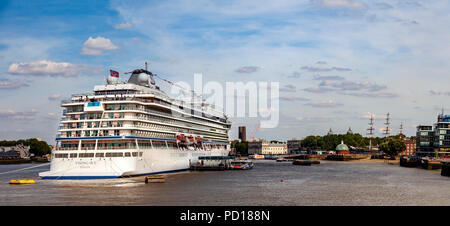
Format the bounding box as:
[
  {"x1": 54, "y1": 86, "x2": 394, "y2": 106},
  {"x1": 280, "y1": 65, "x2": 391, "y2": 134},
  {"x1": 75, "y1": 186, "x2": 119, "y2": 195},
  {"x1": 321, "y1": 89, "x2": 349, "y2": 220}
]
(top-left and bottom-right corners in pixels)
[
  {"x1": 301, "y1": 136, "x2": 323, "y2": 148},
  {"x1": 233, "y1": 141, "x2": 248, "y2": 156},
  {"x1": 379, "y1": 139, "x2": 406, "y2": 157}
]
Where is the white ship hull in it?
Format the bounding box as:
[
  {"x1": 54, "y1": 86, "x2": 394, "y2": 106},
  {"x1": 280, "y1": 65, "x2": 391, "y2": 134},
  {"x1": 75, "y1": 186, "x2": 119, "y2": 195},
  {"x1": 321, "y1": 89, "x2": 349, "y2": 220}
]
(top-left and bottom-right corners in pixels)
[{"x1": 39, "y1": 148, "x2": 229, "y2": 179}]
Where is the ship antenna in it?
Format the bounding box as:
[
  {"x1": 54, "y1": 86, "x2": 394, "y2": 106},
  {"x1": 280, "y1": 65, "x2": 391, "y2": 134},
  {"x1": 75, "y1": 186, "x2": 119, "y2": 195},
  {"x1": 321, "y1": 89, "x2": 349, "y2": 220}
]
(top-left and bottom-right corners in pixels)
[{"x1": 145, "y1": 62, "x2": 148, "y2": 71}]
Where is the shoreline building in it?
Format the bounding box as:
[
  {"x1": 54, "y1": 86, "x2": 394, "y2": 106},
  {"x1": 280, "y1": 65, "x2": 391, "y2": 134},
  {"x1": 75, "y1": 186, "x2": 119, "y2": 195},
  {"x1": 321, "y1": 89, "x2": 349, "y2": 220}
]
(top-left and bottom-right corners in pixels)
[
  {"x1": 0, "y1": 144, "x2": 30, "y2": 159},
  {"x1": 248, "y1": 139, "x2": 287, "y2": 155},
  {"x1": 238, "y1": 126, "x2": 246, "y2": 142},
  {"x1": 400, "y1": 139, "x2": 416, "y2": 156},
  {"x1": 416, "y1": 113, "x2": 450, "y2": 156},
  {"x1": 287, "y1": 138, "x2": 302, "y2": 154}
]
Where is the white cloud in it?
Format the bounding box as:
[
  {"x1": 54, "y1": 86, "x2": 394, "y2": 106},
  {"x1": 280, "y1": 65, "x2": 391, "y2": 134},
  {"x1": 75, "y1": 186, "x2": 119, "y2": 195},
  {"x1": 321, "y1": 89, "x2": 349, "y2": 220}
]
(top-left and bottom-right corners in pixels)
[
  {"x1": 235, "y1": 66, "x2": 259, "y2": 73},
  {"x1": 114, "y1": 22, "x2": 133, "y2": 29},
  {"x1": 81, "y1": 36, "x2": 118, "y2": 55},
  {"x1": 313, "y1": 0, "x2": 367, "y2": 10},
  {"x1": 0, "y1": 109, "x2": 37, "y2": 120},
  {"x1": 305, "y1": 100, "x2": 342, "y2": 108},
  {"x1": 48, "y1": 94, "x2": 61, "y2": 100},
  {"x1": 7, "y1": 60, "x2": 96, "y2": 77},
  {"x1": 360, "y1": 112, "x2": 385, "y2": 120},
  {"x1": 302, "y1": 86, "x2": 334, "y2": 93},
  {"x1": 280, "y1": 96, "x2": 309, "y2": 102},
  {"x1": 44, "y1": 112, "x2": 59, "y2": 120},
  {"x1": 0, "y1": 79, "x2": 28, "y2": 89}
]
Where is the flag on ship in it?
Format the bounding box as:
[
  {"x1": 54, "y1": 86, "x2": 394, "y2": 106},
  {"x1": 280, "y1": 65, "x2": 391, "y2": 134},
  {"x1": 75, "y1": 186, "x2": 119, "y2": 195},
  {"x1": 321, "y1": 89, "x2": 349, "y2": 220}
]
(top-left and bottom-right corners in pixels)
[{"x1": 110, "y1": 69, "x2": 119, "y2": 77}]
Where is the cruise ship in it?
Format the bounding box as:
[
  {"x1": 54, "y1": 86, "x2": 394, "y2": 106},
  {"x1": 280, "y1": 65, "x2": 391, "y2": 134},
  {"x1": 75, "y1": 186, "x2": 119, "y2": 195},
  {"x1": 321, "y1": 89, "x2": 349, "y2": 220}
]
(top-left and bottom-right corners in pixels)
[{"x1": 39, "y1": 66, "x2": 231, "y2": 179}]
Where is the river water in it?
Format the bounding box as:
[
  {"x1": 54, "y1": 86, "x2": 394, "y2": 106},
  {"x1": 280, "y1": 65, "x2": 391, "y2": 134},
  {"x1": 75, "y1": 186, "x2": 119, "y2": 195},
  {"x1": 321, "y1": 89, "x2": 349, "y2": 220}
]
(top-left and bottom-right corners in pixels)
[{"x1": 1, "y1": 160, "x2": 450, "y2": 206}]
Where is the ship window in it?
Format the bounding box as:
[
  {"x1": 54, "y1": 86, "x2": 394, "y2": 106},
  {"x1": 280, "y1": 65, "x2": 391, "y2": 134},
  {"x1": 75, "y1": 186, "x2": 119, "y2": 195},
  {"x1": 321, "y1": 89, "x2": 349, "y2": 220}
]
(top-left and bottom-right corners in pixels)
[
  {"x1": 55, "y1": 153, "x2": 69, "y2": 158},
  {"x1": 125, "y1": 152, "x2": 131, "y2": 157},
  {"x1": 79, "y1": 153, "x2": 95, "y2": 158},
  {"x1": 70, "y1": 153, "x2": 77, "y2": 158},
  {"x1": 105, "y1": 152, "x2": 123, "y2": 157},
  {"x1": 132, "y1": 152, "x2": 138, "y2": 157},
  {"x1": 95, "y1": 153, "x2": 104, "y2": 157}
]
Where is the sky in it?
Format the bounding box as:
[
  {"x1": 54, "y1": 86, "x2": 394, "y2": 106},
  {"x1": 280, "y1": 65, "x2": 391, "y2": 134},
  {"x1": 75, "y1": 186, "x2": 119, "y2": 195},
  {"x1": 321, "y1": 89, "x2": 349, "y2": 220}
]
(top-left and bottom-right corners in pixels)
[{"x1": 1, "y1": 0, "x2": 450, "y2": 144}]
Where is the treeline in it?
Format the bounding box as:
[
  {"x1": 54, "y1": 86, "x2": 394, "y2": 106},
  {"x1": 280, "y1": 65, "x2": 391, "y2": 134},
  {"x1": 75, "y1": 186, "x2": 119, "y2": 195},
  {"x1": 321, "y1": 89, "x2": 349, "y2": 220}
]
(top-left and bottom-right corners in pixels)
[
  {"x1": 232, "y1": 141, "x2": 248, "y2": 156},
  {"x1": 0, "y1": 138, "x2": 52, "y2": 157},
  {"x1": 230, "y1": 133, "x2": 413, "y2": 156},
  {"x1": 301, "y1": 133, "x2": 409, "y2": 150}
]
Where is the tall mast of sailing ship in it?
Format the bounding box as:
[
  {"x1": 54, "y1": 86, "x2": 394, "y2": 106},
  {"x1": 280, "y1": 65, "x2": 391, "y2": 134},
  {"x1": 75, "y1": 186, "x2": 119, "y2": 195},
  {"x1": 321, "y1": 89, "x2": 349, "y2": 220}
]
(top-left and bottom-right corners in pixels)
[
  {"x1": 367, "y1": 114, "x2": 374, "y2": 151},
  {"x1": 383, "y1": 112, "x2": 391, "y2": 138}
]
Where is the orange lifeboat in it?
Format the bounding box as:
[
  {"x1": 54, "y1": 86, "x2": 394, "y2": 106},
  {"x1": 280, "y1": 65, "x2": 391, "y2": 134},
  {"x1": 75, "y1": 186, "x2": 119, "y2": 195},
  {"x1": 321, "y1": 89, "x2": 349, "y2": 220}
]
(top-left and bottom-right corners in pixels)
[{"x1": 176, "y1": 134, "x2": 186, "y2": 142}]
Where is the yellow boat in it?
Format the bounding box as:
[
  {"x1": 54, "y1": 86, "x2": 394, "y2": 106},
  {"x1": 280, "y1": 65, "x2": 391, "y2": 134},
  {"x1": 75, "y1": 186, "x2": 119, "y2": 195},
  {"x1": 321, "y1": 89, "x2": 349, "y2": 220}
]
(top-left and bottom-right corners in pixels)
[{"x1": 9, "y1": 179, "x2": 35, "y2": 185}]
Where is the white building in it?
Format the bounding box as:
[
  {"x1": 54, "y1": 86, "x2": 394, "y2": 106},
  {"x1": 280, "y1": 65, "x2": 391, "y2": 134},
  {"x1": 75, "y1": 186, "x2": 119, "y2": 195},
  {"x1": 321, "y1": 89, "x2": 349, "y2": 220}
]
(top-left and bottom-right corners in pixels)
[{"x1": 248, "y1": 140, "x2": 287, "y2": 155}]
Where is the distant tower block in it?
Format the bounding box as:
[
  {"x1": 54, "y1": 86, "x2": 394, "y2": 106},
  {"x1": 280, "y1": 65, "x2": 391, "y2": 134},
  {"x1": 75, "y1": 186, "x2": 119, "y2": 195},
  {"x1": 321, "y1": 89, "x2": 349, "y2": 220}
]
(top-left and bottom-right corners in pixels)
[
  {"x1": 347, "y1": 126, "x2": 353, "y2": 134},
  {"x1": 328, "y1": 128, "x2": 333, "y2": 135},
  {"x1": 238, "y1": 126, "x2": 246, "y2": 142}
]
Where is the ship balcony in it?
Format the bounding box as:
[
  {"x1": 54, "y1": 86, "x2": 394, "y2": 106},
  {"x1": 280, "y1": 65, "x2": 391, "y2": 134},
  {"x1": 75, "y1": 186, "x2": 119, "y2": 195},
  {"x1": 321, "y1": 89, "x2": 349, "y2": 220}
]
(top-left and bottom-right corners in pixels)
[{"x1": 110, "y1": 107, "x2": 227, "y2": 129}]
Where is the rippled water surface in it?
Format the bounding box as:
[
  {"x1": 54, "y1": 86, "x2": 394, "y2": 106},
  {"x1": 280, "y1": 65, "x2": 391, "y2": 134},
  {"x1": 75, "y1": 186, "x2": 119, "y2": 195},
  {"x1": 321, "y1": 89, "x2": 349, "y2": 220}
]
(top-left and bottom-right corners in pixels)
[{"x1": 1, "y1": 160, "x2": 450, "y2": 205}]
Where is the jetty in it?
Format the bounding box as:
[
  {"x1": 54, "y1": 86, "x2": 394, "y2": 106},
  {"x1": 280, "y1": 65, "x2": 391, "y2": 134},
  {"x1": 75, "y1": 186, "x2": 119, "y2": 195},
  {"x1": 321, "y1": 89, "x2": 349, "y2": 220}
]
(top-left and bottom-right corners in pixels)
[
  {"x1": 399, "y1": 156, "x2": 420, "y2": 167},
  {"x1": 325, "y1": 154, "x2": 371, "y2": 161},
  {"x1": 441, "y1": 160, "x2": 450, "y2": 176},
  {"x1": 420, "y1": 158, "x2": 442, "y2": 170},
  {"x1": 189, "y1": 156, "x2": 234, "y2": 171},
  {"x1": 292, "y1": 160, "x2": 320, "y2": 166}
]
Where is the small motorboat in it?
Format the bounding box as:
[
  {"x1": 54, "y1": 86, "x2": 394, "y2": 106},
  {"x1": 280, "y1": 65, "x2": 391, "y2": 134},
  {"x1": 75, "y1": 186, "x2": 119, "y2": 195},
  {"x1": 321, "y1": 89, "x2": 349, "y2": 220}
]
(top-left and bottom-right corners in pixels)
[{"x1": 230, "y1": 160, "x2": 254, "y2": 170}]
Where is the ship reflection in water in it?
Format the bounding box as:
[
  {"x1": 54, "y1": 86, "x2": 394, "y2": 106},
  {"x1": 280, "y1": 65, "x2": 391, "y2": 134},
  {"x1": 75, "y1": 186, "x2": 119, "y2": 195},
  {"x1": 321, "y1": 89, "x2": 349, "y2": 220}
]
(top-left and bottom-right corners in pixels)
[{"x1": 2, "y1": 160, "x2": 450, "y2": 205}]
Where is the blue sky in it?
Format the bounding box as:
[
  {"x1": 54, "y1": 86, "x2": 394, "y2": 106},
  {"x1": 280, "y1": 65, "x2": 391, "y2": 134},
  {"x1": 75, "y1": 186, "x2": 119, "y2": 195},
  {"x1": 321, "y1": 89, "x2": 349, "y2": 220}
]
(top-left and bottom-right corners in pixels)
[{"x1": 1, "y1": 0, "x2": 450, "y2": 144}]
